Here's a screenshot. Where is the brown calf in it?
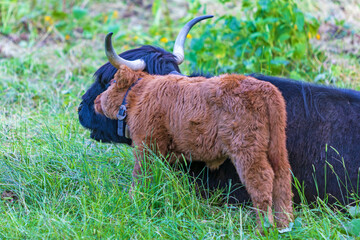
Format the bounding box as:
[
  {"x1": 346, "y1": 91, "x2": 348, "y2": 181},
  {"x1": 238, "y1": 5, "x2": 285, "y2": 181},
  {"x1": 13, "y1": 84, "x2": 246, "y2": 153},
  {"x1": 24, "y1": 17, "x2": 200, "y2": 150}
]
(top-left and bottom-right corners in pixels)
[{"x1": 94, "y1": 65, "x2": 293, "y2": 228}]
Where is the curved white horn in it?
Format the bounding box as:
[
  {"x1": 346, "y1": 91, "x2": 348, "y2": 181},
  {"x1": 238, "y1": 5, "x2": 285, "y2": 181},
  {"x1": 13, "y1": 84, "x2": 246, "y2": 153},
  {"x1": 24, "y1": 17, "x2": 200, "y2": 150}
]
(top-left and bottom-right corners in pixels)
[
  {"x1": 173, "y1": 15, "x2": 213, "y2": 65},
  {"x1": 105, "y1": 32, "x2": 146, "y2": 71}
]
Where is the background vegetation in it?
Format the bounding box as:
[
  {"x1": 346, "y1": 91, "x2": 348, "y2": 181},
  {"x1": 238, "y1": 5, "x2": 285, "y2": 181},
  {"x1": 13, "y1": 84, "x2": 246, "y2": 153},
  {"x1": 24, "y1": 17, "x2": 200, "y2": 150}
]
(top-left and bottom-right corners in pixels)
[{"x1": 1, "y1": 0, "x2": 360, "y2": 238}]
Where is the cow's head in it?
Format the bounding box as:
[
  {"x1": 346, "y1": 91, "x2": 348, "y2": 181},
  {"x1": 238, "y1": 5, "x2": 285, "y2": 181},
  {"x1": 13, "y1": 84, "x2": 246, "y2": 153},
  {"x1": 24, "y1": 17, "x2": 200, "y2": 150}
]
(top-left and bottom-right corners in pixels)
[
  {"x1": 78, "y1": 15, "x2": 213, "y2": 144},
  {"x1": 94, "y1": 65, "x2": 148, "y2": 119}
]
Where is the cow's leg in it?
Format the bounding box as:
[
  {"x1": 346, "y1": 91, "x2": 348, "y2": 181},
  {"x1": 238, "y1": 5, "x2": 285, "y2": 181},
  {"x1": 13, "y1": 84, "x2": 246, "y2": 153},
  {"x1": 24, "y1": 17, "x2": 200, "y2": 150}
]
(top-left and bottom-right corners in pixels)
[{"x1": 230, "y1": 150, "x2": 275, "y2": 227}]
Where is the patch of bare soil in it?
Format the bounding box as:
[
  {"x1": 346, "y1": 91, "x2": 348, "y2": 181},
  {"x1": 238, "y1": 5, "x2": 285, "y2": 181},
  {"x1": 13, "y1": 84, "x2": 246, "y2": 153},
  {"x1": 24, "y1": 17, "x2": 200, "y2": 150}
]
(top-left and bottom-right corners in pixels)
[
  {"x1": 0, "y1": 38, "x2": 25, "y2": 59},
  {"x1": 311, "y1": 0, "x2": 360, "y2": 53},
  {"x1": 1, "y1": 190, "x2": 18, "y2": 203},
  {"x1": 302, "y1": 0, "x2": 360, "y2": 83},
  {"x1": 89, "y1": 0, "x2": 190, "y2": 28}
]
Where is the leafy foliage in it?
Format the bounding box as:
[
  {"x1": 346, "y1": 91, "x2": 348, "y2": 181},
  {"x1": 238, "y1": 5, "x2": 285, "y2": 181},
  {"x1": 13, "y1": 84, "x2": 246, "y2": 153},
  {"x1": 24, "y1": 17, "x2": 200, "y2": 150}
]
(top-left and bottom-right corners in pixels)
[{"x1": 187, "y1": 0, "x2": 324, "y2": 80}]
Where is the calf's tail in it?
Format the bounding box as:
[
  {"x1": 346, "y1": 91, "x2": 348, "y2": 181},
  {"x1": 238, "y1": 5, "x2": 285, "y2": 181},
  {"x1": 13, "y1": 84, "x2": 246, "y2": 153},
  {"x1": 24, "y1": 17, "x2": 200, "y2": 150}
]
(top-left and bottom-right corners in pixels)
[
  {"x1": 266, "y1": 87, "x2": 289, "y2": 172},
  {"x1": 266, "y1": 85, "x2": 294, "y2": 224}
]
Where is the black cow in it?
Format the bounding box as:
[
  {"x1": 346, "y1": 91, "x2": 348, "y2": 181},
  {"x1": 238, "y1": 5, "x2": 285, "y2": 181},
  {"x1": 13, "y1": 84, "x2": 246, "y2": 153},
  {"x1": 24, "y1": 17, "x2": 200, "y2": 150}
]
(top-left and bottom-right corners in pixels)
[{"x1": 78, "y1": 16, "x2": 360, "y2": 206}]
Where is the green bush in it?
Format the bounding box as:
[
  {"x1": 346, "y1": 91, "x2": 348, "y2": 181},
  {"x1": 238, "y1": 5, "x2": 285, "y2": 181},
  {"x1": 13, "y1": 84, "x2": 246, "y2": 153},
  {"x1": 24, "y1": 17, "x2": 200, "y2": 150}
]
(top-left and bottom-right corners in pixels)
[{"x1": 187, "y1": 0, "x2": 325, "y2": 80}]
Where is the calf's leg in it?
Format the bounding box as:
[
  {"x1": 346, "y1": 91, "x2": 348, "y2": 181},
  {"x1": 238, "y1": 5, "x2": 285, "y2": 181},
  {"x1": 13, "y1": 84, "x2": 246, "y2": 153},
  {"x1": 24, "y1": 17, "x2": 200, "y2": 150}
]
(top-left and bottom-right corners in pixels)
[
  {"x1": 230, "y1": 150, "x2": 275, "y2": 226},
  {"x1": 130, "y1": 135, "x2": 170, "y2": 196},
  {"x1": 271, "y1": 164, "x2": 293, "y2": 227}
]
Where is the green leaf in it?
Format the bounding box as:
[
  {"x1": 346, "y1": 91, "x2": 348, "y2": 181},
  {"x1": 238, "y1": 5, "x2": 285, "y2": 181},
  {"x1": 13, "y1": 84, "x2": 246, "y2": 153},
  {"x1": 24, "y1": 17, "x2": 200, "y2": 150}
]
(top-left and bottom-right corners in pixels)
[
  {"x1": 107, "y1": 25, "x2": 120, "y2": 34},
  {"x1": 348, "y1": 206, "x2": 360, "y2": 218},
  {"x1": 255, "y1": 47, "x2": 262, "y2": 57},
  {"x1": 294, "y1": 217, "x2": 302, "y2": 228},
  {"x1": 213, "y1": 45, "x2": 227, "y2": 58},
  {"x1": 228, "y1": 17, "x2": 240, "y2": 31},
  {"x1": 249, "y1": 32, "x2": 262, "y2": 40},
  {"x1": 344, "y1": 219, "x2": 360, "y2": 236},
  {"x1": 278, "y1": 33, "x2": 290, "y2": 42},
  {"x1": 290, "y1": 71, "x2": 303, "y2": 80},
  {"x1": 270, "y1": 58, "x2": 289, "y2": 66},
  {"x1": 293, "y1": 43, "x2": 307, "y2": 59},
  {"x1": 296, "y1": 12, "x2": 305, "y2": 31},
  {"x1": 190, "y1": 38, "x2": 204, "y2": 51},
  {"x1": 152, "y1": 0, "x2": 161, "y2": 16},
  {"x1": 258, "y1": 0, "x2": 271, "y2": 11},
  {"x1": 52, "y1": 11, "x2": 68, "y2": 20},
  {"x1": 2, "y1": 25, "x2": 11, "y2": 34},
  {"x1": 314, "y1": 73, "x2": 327, "y2": 82},
  {"x1": 55, "y1": 20, "x2": 67, "y2": 29},
  {"x1": 82, "y1": 30, "x2": 93, "y2": 39},
  {"x1": 278, "y1": 222, "x2": 294, "y2": 233},
  {"x1": 72, "y1": 7, "x2": 88, "y2": 20},
  {"x1": 242, "y1": 0, "x2": 253, "y2": 9},
  {"x1": 243, "y1": 59, "x2": 254, "y2": 70}
]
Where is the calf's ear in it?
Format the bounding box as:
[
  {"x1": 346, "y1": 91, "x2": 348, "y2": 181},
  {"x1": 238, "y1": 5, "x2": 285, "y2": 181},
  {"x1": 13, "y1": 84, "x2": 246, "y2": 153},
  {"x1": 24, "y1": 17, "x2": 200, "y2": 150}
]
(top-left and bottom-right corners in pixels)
[{"x1": 114, "y1": 65, "x2": 142, "y2": 89}]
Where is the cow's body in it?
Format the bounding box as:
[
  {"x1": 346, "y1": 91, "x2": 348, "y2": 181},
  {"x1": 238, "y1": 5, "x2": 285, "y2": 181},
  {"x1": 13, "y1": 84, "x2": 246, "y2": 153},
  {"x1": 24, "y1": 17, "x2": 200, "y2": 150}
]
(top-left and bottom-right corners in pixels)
[
  {"x1": 242, "y1": 74, "x2": 360, "y2": 204},
  {"x1": 95, "y1": 66, "x2": 293, "y2": 227},
  {"x1": 189, "y1": 74, "x2": 360, "y2": 205}
]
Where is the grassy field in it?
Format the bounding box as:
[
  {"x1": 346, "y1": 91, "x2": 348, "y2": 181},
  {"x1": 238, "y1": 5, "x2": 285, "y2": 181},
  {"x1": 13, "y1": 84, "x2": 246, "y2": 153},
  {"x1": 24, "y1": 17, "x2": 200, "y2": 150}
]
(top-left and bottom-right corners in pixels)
[{"x1": 1, "y1": 0, "x2": 360, "y2": 238}]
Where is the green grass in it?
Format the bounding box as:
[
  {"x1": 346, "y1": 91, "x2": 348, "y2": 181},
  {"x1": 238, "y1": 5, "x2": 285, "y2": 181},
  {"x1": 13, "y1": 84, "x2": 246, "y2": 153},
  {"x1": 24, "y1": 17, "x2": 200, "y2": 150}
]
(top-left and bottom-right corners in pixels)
[{"x1": 1, "y1": 0, "x2": 360, "y2": 238}]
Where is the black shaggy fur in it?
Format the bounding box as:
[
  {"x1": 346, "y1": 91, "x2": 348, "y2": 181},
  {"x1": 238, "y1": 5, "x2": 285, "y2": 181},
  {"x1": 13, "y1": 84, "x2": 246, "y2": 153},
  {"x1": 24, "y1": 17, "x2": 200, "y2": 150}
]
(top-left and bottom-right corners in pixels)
[
  {"x1": 251, "y1": 74, "x2": 360, "y2": 204},
  {"x1": 79, "y1": 46, "x2": 360, "y2": 205}
]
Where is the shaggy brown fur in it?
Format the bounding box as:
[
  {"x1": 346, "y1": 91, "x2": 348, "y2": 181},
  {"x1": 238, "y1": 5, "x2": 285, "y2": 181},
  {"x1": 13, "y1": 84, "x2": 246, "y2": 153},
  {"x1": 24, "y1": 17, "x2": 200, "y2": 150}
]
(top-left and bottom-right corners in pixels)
[{"x1": 94, "y1": 65, "x2": 293, "y2": 227}]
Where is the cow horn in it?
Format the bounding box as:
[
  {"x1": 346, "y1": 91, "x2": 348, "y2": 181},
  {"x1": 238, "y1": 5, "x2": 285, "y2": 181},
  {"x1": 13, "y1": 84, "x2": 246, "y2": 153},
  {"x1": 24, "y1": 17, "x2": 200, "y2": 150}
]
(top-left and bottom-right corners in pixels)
[
  {"x1": 173, "y1": 15, "x2": 213, "y2": 65},
  {"x1": 105, "y1": 32, "x2": 146, "y2": 71}
]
